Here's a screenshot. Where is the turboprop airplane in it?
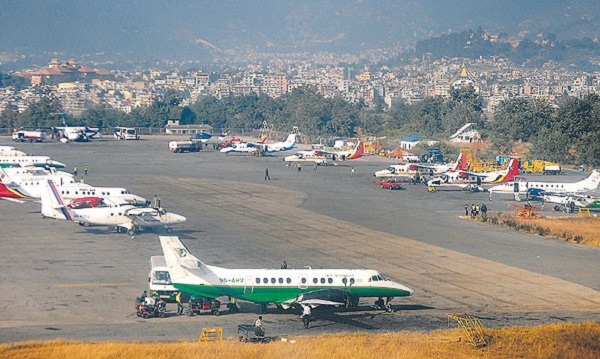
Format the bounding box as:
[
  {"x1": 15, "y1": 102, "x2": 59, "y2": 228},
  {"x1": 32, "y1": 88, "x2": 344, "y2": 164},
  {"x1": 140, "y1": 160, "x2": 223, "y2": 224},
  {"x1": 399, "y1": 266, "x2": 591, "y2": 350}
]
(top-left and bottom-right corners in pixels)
[
  {"x1": 41, "y1": 180, "x2": 186, "y2": 236},
  {"x1": 427, "y1": 157, "x2": 520, "y2": 189},
  {"x1": 0, "y1": 166, "x2": 146, "y2": 204},
  {"x1": 53, "y1": 118, "x2": 101, "y2": 142},
  {"x1": 321, "y1": 140, "x2": 364, "y2": 161},
  {"x1": 283, "y1": 150, "x2": 330, "y2": 165},
  {"x1": 256, "y1": 133, "x2": 297, "y2": 153},
  {"x1": 190, "y1": 130, "x2": 228, "y2": 144},
  {"x1": 410, "y1": 152, "x2": 468, "y2": 175},
  {"x1": 159, "y1": 236, "x2": 413, "y2": 313},
  {"x1": 488, "y1": 169, "x2": 600, "y2": 195},
  {"x1": 219, "y1": 142, "x2": 259, "y2": 154},
  {"x1": 0, "y1": 156, "x2": 66, "y2": 168}
]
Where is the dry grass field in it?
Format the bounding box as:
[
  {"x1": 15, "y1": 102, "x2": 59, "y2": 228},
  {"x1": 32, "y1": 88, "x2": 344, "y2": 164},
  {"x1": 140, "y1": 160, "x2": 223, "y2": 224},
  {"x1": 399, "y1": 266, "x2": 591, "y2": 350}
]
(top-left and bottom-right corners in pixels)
[
  {"x1": 1, "y1": 322, "x2": 598, "y2": 359},
  {"x1": 477, "y1": 213, "x2": 600, "y2": 246}
]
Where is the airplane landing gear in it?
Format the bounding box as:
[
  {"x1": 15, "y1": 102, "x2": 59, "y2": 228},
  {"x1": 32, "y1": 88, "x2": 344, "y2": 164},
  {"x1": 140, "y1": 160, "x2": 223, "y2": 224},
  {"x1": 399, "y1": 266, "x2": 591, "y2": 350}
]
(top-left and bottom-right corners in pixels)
[
  {"x1": 374, "y1": 297, "x2": 394, "y2": 312},
  {"x1": 260, "y1": 303, "x2": 268, "y2": 314}
]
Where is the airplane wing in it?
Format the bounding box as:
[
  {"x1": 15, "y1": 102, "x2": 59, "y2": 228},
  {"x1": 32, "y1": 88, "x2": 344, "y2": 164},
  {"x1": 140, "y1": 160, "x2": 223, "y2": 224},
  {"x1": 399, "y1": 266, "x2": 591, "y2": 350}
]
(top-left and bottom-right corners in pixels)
[
  {"x1": 290, "y1": 288, "x2": 352, "y2": 307},
  {"x1": 126, "y1": 207, "x2": 158, "y2": 216}
]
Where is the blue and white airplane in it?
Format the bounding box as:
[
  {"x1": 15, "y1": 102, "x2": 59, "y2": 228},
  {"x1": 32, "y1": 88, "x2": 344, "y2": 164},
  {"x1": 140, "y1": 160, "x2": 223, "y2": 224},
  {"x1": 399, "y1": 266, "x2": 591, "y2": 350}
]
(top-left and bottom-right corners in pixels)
[{"x1": 190, "y1": 131, "x2": 228, "y2": 144}]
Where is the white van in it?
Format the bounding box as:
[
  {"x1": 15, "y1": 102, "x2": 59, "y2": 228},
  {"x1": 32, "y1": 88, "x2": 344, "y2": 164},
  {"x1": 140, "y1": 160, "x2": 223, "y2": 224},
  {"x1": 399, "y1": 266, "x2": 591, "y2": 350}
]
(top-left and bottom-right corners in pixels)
[{"x1": 148, "y1": 256, "x2": 178, "y2": 302}]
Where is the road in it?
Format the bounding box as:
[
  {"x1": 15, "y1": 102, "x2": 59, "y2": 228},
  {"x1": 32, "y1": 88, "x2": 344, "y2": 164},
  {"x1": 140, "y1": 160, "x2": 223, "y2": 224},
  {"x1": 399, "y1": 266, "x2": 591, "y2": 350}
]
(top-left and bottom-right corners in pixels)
[{"x1": 0, "y1": 136, "x2": 598, "y2": 343}]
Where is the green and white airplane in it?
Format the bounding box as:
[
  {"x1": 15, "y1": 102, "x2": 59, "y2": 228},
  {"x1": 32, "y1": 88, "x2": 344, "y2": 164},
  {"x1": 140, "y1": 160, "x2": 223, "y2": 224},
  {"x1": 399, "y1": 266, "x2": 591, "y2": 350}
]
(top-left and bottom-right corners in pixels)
[{"x1": 159, "y1": 236, "x2": 414, "y2": 312}]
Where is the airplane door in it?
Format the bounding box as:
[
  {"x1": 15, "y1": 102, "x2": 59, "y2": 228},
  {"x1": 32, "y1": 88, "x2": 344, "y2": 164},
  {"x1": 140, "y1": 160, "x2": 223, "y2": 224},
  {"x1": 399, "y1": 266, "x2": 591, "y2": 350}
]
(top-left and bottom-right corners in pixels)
[
  {"x1": 298, "y1": 274, "x2": 308, "y2": 290},
  {"x1": 513, "y1": 182, "x2": 519, "y2": 193},
  {"x1": 244, "y1": 276, "x2": 254, "y2": 294}
]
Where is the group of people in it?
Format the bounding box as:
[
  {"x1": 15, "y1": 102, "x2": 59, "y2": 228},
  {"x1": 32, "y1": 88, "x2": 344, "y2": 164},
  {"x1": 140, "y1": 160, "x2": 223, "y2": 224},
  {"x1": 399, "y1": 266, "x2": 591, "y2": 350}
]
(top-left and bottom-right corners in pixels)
[{"x1": 465, "y1": 203, "x2": 487, "y2": 218}]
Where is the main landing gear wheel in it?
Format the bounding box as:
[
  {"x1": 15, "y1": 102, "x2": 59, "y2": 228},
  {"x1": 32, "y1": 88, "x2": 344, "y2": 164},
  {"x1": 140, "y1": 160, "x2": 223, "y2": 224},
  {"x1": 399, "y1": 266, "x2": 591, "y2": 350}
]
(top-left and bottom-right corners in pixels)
[
  {"x1": 166, "y1": 227, "x2": 173, "y2": 233},
  {"x1": 127, "y1": 228, "x2": 135, "y2": 236}
]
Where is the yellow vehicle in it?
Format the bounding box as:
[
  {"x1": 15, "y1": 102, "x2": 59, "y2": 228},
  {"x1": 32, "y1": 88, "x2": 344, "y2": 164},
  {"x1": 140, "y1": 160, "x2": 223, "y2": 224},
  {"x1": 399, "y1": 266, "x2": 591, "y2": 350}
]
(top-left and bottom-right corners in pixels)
[{"x1": 522, "y1": 160, "x2": 561, "y2": 174}]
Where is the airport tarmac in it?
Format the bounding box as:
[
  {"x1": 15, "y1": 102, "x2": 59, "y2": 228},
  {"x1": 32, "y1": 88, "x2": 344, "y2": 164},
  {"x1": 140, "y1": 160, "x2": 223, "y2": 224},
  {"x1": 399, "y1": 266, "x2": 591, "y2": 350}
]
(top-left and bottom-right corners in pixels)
[{"x1": 0, "y1": 136, "x2": 599, "y2": 343}]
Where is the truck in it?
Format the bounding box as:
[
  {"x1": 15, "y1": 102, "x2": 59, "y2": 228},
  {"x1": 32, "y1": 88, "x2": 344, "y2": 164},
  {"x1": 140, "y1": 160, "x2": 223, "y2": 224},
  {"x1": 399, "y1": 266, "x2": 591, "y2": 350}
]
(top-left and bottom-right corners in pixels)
[
  {"x1": 148, "y1": 256, "x2": 178, "y2": 303},
  {"x1": 522, "y1": 160, "x2": 561, "y2": 174},
  {"x1": 168, "y1": 140, "x2": 201, "y2": 153},
  {"x1": 12, "y1": 130, "x2": 46, "y2": 142}
]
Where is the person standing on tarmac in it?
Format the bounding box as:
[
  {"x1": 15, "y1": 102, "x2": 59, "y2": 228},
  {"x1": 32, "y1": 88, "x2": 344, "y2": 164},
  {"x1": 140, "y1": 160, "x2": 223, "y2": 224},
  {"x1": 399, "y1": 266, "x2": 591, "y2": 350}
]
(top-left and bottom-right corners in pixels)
[
  {"x1": 73, "y1": 166, "x2": 78, "y2": 177},
  {"x1": 265, "y1": 168, "x2": 270, "y2": 181},
  {"x1": 84, "y1": 164, "x2": 88, "y2": 176},
  {"x1": 176, "y1": 291, "x2": 184, "y2": 315},
  {"x1": 297, "y1": 163, "x2": 302, "y2": 172},
  {"x1": 255, "y1": 316, "x2": 265, "y2": 337}
]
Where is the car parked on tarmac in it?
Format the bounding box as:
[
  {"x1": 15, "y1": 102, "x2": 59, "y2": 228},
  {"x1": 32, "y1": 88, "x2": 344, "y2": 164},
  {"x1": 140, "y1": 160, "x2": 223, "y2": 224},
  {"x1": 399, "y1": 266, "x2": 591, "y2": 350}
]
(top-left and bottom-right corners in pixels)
[{"x1": 377, "y1": 177, "x2": 403, "y2": 190}]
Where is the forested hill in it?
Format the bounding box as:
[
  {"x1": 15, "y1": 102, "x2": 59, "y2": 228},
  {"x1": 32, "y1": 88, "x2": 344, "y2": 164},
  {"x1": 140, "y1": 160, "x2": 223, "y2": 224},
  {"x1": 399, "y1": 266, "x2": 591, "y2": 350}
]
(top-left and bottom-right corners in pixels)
[{"x1": 413, "y1": 28, "x2": 600, "y2": 69}]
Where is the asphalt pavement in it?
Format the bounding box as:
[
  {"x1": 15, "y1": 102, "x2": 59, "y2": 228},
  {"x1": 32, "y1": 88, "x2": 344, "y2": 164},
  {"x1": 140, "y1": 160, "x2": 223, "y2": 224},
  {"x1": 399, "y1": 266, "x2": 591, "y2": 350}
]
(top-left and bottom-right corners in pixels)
[{"x1": 0, "y1": 135, "x2": 598, "y2": 343}]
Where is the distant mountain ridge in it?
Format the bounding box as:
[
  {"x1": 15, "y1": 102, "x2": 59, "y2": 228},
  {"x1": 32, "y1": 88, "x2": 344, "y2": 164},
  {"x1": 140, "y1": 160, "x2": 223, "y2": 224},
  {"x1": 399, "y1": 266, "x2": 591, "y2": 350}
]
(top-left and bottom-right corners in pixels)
[{"x1": 0, "y1": 0, "x2": 599, "y2": 67}]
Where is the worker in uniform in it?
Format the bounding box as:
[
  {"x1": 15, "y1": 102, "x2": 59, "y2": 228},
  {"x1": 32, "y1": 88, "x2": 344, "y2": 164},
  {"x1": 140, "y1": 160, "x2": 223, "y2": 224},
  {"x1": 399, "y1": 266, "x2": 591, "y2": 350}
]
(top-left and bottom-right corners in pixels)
[{"x1": 254, "y1": 316, "x2": 265, "y2": 337}]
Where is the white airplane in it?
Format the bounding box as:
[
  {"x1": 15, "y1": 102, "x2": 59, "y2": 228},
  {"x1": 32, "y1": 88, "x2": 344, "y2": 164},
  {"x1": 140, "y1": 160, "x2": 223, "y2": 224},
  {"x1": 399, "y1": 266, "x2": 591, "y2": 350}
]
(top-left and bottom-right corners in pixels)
[
  {"x1": 284, "y1": 141, "x2": 364, "y2": 164},
  {"x1": 375, "y1": 153, "x2": 468, "y2": 178},
  {"x1": 41, "y1": 180, "x2": 186, "y2": 236},
  {"x1": 488, "y1": 169, "x2": 600, "y2": 195},
  {"x1": 257, "y1": 133, "x2": 297, "y2": 153},
  {"x1": 374, "y1": 163, "x2": 419, "y2": 178},
  {"x1": 159, "y1": 236, "x2": 413, "y2": 313},
  {"x1": 0, "y1": 166, "x2": 146, "y2": 204},
  {"x1": 427, "y1": 157, "x2": 520, "y2": 189},
  {"x1": 0, "y1": 155, "x2": 66, "y2": 169},
  {"x1": 411, "y1": 153, "x2": 468, "y2": 175},
  {"x1": 53, "y1": 119, "x2": 101, "y2": 142},
  {"x1": 0, "y1": 146, "x2": 27, "y2": 156},
  {"x1": 283, "y1": 150, "x2": 330, "y2": 165},
  {"x1": 219, "y1": 142, "x2": 259, "y2": 154}
]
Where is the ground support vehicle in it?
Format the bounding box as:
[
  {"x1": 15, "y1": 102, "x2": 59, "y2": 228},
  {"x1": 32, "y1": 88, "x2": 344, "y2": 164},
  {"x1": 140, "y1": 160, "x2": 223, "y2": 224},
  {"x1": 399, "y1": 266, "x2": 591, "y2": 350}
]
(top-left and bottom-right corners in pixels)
[
  {"x1": 12, "y1": 130, "x2": 46, "y2": 142},
  {"x1": 168, "y1": 140, "x2": 201, "y2": 153},
  {"x1": 238, "y1": 324, "x2": 270, "y2": 343},
  {"x1": 135, "y1": 297, "x2": 166, "y2": 319},
  {"x1": 185, "y1": 297, "x2": 222, "y2": 316}
]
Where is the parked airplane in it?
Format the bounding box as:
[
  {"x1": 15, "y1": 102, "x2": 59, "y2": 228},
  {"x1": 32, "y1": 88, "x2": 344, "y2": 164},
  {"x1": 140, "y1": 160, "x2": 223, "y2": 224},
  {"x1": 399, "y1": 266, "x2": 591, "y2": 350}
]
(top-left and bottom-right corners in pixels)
[
  {"x1": 53, "y1": 120, "x2": 101, "y2": 142},
  {"x1": 159, "y1": 236, "x2": 413, "y2": 313},
  {"x1": 0, "y1": 156, "x2": 66, "y2": 168},
  {"x1": 257, "y1": 133, "x2": 297, "y2": 153},
  {"x1": 41, "y1": 180, "x2": 186, "y2": 236},
  {"x1": 411, "y1": 152, "x2": 468, "y2": 175},
  {"x1": 488, "y1": 169, "x2": 600, "y2": 195},
  {"x1": 427, "y1": 157, "x2": 520, "y2": 189},
  {"x1": 0, "y1": 146, "x2": 27, "y2": 156},
  {"x1": 190, "y1": 130, "x2": 228, "y2": 144},
  {"x1": 374, "y1": 163, "x2": 419, "y2": 178},
  {"x1": 283, "y1": 150, "x2": 330, "y2": 165},
  {"x1": 219, "y1": 142, "x2": 259, "y2": 154},
  {"x1": 375, "y1": 153, "x2": 468, "y2": 178},
  {"x1": 0, "y1": 166, "x2": 146, "y2": 204},
  {"x1": 284, "y1": 141, "x2": 364, "y2": 164}
]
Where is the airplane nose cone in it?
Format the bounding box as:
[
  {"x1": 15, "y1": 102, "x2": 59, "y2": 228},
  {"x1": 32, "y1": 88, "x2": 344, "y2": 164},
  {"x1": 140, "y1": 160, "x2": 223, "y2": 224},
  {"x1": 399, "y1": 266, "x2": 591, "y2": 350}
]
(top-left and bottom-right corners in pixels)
[{"x1": 173, "y1": 214, "x2": 187, "y2": 223}]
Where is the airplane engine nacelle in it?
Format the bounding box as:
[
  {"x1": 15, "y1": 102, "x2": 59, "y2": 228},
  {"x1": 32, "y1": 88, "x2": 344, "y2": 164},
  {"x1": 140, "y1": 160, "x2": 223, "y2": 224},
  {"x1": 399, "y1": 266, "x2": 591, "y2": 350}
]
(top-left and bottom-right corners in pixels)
[
  {"x1": 409, "y1": 164, "x2": 417, "y2": 171},
  {"x1": 458, "y1": 171, "x2": 468, "y2": 179}
]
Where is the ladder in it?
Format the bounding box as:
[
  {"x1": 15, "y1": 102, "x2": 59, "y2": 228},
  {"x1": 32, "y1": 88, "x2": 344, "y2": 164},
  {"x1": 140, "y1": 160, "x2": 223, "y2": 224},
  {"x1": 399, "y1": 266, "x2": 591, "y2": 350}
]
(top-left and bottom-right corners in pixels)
[{"x1": 447, "y1": 313, "x2": 487, "y2": 347}]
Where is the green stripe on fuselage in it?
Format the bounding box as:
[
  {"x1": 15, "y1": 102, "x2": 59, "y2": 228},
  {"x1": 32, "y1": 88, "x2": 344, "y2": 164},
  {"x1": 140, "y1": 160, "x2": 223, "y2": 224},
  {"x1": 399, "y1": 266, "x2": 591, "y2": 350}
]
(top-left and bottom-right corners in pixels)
[{"x1": 173, "y1": 283, "x2": 412, "y2": 303}]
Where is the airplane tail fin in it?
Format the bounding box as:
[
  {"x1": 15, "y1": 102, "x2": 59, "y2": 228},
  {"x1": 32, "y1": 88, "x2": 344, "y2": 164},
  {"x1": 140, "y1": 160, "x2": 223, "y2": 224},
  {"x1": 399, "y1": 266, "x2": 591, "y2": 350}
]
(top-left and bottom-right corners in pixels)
[
  {"x1": 41, "y1": 179, "x2": 72, "y2": 220},
  {"x1": 454, "y1": 153, "x2": 468, "y2": 170},
  {"x1": 504, "y1": 157, "x2": 520, "y2": 182},
  {"x1": 579, "y1": 169, "x2": 600, "y2": 191},
  {"x1": 347, "y1": 141, "x2": 364, "y2": 160},
  {"x1": 159, "y1": 236, "x2": 211, "y2": 282},
  {"x1": 285, "y1": 134, "x2": 296, "y2": 146}
]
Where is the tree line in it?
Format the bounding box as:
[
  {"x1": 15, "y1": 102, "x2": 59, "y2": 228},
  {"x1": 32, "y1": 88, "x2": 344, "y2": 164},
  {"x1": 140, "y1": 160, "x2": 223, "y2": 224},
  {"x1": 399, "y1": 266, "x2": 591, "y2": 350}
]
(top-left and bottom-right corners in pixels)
[{"x1": 1, "y1": 85, "x2": 598, "y2": 167}]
